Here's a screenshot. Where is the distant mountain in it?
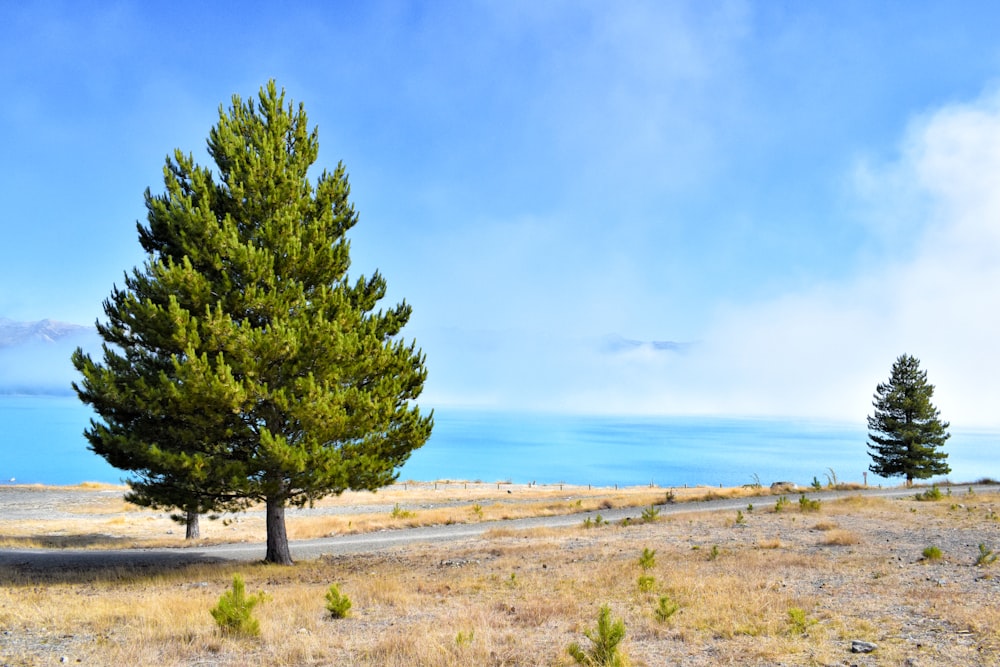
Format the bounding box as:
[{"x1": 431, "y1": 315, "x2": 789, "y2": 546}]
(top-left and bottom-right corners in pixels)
[
  {"x1": 0, "y1": 318, "x2": 100, "y2": 395},
  {"x1": 0, "y1": 318, "x2": 91, "y2": 348},
  {"x1": 600, "y1": 334, "x2": 692, "y2": 355}
]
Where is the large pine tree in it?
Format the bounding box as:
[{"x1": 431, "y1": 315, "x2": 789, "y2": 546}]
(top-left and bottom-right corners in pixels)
[
  {"x1": 867, "y1": 354, "x2": 950, "y2": 485},
  {"x1": 73, "y1": 81, "x2": 433, "y2": 564}
]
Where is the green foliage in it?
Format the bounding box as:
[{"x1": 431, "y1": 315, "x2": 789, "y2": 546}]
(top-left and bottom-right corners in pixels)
[
  {"x1": 210, "y1": 575, "x2": 267, "y2": 638},
  {"x1": 922, "y1": 545, "x2": 942, "y2": 561},
  {"x1": 774, "y1": 496, "x2": 790, "y2": 512},
  {"x1": 324, "y1": 583, "x2": 352, "y2": 619},
  {"x1": 786, "y1": 607, "x2": 816, "y2": 635},
  {"x1": 654, "y1": 595, "x2": 679, "y2": 623},
  {"x1": 708, "y1": 545, "x2": 720, "y2": 561},
  {"x1": 640, "y1": 505, "x2": 660, "y2": 523},
  {"x1": 567, "y1": 604, "x2": 628, "y2": 667},
  {"x1": 915, "y1": 484, "x2": 943, "y2": 501},
  {"x1": 798, "y1": 495, "x2": 821, "y2": 512},
  {"x1": 638, "y1": 548, "x2": 656, "y2": 571},
  {"x1": 455, "y1": 630, "x2": 474, "y2": 646},
  {"x1": 470, "y1": 503, "x2": 484, "y2": 520},
  {"x1": 735, "y1": 510, "x2": 746, "y2": 524},
  {"x1": 810, "y1": 477, "x2": 822, "y2": 491},
  {"x1": 72, "y1": 81, "x2": 433, "y2": 565},
  {"x1": 390, "y1": 503, "x2": 415, "y2": 519},
  {"x1": 824, "y1": 468, "x2": 839, "y2": 487},
  {"x1": 637, "y1": 575, "x2": 655, "y2": 592},
  {"x1": 867, "y1": 354, "x2": 951, "y2": 484},
  {"x1": 976, "y1": 543, "x2": 998, "y2": 567},
  {"x1": 746, "y1": 503, "x2": 754, "y2": 512}
]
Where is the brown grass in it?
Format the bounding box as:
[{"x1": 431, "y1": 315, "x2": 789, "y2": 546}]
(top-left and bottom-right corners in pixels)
[{"x1": 3, "y1": 488, "x2": 1000, "y2": 665}]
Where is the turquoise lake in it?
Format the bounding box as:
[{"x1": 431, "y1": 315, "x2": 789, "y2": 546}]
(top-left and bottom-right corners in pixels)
[{"x1": 2, "y1": 395, "x2": 997, "y2": 488}]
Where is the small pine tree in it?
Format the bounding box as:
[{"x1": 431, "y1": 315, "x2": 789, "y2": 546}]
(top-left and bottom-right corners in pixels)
[
  {"x1": 210, "y1": 575, "x2": 267, "y2": 638},
  {"x1": 868, "y1": 354, "x2": 951, "y2": 485},
  {"x1": 567, "y1": 604, "x2": 628, "y2": 667},
  {"x1": 325, "y1": 583, "x2": 352, "y2": 619}
]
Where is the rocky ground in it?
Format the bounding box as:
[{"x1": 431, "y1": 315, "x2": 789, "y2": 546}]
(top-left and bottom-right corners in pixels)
[{"x1": 1, "y1": 484, "x2": 999, "y2": 665}]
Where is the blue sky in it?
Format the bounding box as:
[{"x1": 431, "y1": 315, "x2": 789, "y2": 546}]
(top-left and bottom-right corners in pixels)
[{"x1": 4, "y1": 1, "x2": 1000, "y2": 424}]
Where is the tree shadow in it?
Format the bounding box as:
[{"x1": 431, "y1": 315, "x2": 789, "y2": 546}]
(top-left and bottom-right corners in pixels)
[
  {"x1": 1, "y1": 534, "x2": 137, "y2": 549},
  {"x1": 0, "y1": 545, "x2": 237, "y2": 586}
]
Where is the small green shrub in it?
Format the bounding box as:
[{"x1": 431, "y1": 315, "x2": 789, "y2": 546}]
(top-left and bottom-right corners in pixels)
[
  {"x1": 787, "y1": 607, "x2": 816, "y2": 635},
  {"x1": 774, "y1": 496, "x2": 790, "y2": 512},
  {"x1": 915, "y1": 485, "x2": 943, "y2": 501},
  {"x1": 976, "y1": 543, "x2": 998, "y2": 567},
  {"x1": 654, "y1": 595, "x2": 679, "y2": 622},
  {"x1": 455, "y1": 630, "x2": 474, "y2": 646},
  {"x1": 638, "y1": 548, "x2": 656, "y2": 571},
  {"x1": 922, "y1": 545, "x2": 942, "y2": 561},
  {"x1": 470, "y1": 503, "x2": 484, "y2": 520},
  {"x1": 324, "y1": 583, "x2": 352, "y2": 619},
  {"x1": 637, "y1": 575, "x2": 655, "y2": 592},
  {"x1": 734, "y1": 510, "x2": 745, "y2": 525},
  {"x1": 210, "y1": 575, "x2": 267, "y2": 638},
  {"x1": 567, "y1": 604, "x2": 627, "y2": 667},
  {"x1": 798, "y1": 495, "x2": 821, "y2": 512},
  {"x1": 810, "y1": 477, "x2": 822, "y2": 491},
  {"x1": 641, "y1": 505, "x2": 660, "y2": 523},
  {"x1": 708, "y1": 545, "x2": 720, "y2": 561},
  {"x1": 391, "y1": 503, "x2": 415, "y2": 519}
]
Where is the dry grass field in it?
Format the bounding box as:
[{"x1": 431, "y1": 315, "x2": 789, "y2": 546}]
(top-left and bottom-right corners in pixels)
[{"x1": 2, "y1": 483, "x2": 1000, "y2": 665}]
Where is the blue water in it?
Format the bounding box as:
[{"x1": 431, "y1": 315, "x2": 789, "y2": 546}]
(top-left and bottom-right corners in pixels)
[{"x1": 1, "y1": 395, "x2": 997, "y2": 488}]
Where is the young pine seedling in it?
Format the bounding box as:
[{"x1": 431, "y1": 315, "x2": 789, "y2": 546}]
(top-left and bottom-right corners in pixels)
[
  {"x1": 654, "y1": 595, "x2": 680, "y2": 623},
  {"x1": 210, "y1": 575, "x2": 267, "y2": 638},
  {"x1": 976, "y1": 543, "x2": 998, "y2": 567},
  {"x1": 325, "y1": 583, "x2": 352, "y2": 619},
  {"x1": 567, "y1": 604, "x2": 627, "y2": 667}
]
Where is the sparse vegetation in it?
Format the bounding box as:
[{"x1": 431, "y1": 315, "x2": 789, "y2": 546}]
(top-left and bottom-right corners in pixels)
[
  {"x1": 6, "y1": 484, "x2": 1000, "y2": 665},
  {"x1": 786, "y1": 607, "x2": 816, "y2": 635},
  {"x1": 210, "y1": 575, "x2": 267, "y2": 638},
  {"x1": 975, "y1": 543, "x2": 998, "y2": 567},
  {"x1": 324, "y1": 583, "x2": 352, "y2": 619},
  {"x1": 922, "y1": 545, "x2": 942, "y2": 561},
  {"x1": 654, "y1": 594, "x2": 680, "y2": 622},
  {"x1": 567, "y1": 604, "x2": 628, "y2": 667},
  {"x1": 774, "y1": 496, "x2": 791, "y2": 512},
  {"x1": 391, "y1": 503, "x2": 416, "y2": 519},
  {"x1": 798, "y1": 495, "x2": 821, "y2": 512},
  {"x1": 916, "y1": 484, "x2": 944, "y2": 501},
  {"x1": 640, "y1": 505, "x2": 660, "y2": 523}
]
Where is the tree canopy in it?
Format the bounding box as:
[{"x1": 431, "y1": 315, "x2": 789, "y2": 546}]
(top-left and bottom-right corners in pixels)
[
  {"x1": 73, "y1": 81, "x2": 433, "y2": 564},
  {"x1": 867, "y1": 354, "x2": 950, "y2": 485}
]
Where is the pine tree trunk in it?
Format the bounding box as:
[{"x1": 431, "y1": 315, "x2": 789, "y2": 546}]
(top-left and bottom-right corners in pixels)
[
  {"x1": 185, "y1": 510, "x2": 200, "y2": 539},
  {"x1": 265, "y1": 496, "x2": 293, "y2": 565}
]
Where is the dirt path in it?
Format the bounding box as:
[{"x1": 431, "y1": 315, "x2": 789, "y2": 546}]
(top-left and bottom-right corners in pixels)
[{"x1": 0, "y1": 485, "x2": 946, "y2": 570}]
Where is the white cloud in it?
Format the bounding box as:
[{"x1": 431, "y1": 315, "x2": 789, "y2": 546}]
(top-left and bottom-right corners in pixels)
[
  {"x1": 427, "y1": 91, "x2": 1000, "y2": 427},
  {"x1": 649, "y1": 91, "x2": 1000, "y2": 425}
]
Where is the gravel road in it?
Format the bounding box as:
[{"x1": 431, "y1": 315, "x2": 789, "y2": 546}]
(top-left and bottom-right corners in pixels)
[{"x1": 0, "y1": 485, "x2": 963, "y2": 570}]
